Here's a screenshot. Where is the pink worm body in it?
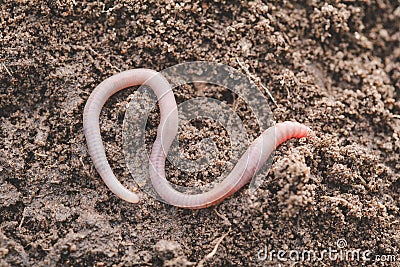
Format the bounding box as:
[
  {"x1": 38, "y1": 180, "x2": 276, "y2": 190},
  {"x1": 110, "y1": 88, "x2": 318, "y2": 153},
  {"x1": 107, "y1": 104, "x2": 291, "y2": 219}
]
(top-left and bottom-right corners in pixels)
[{"x1": 83, "y1": 69, "x2": 311, "y2": 209}]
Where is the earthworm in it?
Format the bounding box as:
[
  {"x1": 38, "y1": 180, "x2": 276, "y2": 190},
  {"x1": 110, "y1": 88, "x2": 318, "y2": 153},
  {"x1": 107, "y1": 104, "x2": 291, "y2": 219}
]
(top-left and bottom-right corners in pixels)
[{"x1": 83, "y1": 69, "x2": 312, "y2": 209}]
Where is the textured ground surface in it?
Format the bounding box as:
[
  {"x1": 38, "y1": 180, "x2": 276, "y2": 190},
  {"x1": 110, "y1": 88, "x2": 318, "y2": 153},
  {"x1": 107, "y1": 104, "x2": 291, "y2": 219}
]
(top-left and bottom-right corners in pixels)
[{"x1": 0, "y1": 0, "x2": 399, "y2": 266}]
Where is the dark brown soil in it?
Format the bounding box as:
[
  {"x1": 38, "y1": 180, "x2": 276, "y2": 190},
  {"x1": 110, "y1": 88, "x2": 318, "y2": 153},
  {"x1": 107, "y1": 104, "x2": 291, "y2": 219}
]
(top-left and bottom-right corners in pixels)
[{"x1": 1, "y1": 1, "x2": 399, "y2": 266}]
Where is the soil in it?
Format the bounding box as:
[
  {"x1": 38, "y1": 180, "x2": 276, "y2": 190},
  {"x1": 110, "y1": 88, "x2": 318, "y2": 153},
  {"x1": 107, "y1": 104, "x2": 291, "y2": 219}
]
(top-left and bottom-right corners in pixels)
[{"x1": 1, "y1": 0, "x2": 399, "y2": 266}]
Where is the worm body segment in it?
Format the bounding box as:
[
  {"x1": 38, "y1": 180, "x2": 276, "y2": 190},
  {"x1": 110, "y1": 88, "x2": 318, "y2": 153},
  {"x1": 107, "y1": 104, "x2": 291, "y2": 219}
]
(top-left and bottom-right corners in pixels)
[{"x1": 83, "y1": 69, "x2": 311, "y2": 209}]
